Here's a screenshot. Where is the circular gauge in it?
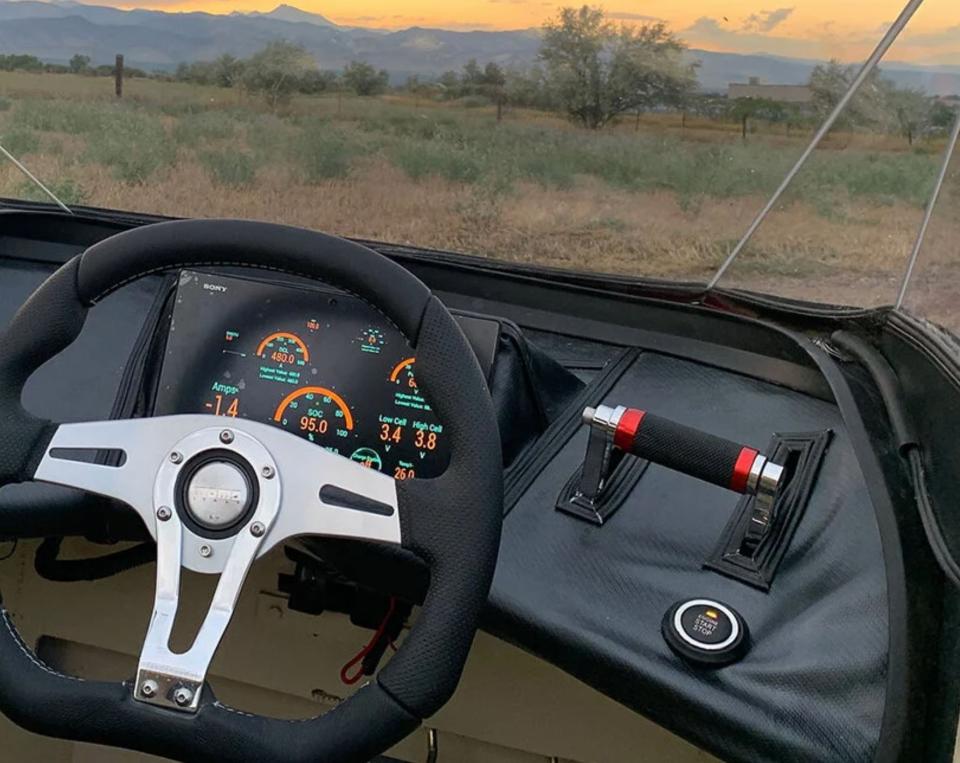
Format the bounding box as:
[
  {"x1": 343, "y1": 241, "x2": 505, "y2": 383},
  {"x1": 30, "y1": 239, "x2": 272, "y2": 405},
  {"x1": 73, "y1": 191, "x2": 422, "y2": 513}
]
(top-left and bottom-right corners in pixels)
[
  {"x1": 358, "y1": 328, "x2": 387, "y2": 355},
  {"x1": 273, "y1": 386, "x2": 355, "y2": 451},
  {"x1": 350, "y1": 447, "x2": 383, "y2": 471},
  {"x1": 256, "y1": 332, "x2": 310, "y2": 385},
  {"x1": 389, "y1": 357, "x2": 418, "y2": 391}
]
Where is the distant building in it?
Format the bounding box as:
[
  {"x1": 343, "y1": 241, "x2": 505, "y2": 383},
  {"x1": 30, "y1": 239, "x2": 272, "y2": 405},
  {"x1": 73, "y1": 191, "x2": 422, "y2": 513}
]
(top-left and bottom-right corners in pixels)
[{"x1": 728, "y1": 77, "x2": 813, "y2": 104}]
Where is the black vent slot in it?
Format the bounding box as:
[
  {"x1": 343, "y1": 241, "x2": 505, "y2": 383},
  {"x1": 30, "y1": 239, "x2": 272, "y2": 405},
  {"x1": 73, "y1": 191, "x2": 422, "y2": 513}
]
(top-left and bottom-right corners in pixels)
[{"x1": 705, "y1": 430, "x2": 831, "y2": 591}]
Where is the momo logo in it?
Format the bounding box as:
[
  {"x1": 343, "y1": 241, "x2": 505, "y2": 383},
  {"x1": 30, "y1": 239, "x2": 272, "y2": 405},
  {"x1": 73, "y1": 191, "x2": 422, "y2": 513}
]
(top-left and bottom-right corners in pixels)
[
  {"x1": 184, "y1": 461, "x2": 251, "y2": 529},
  {"x1": 202, "y1": 282, "x2": 228, "y2": 293},
  {"x1": 189, "y1": 485, "x2": 243, "y2": 505}
]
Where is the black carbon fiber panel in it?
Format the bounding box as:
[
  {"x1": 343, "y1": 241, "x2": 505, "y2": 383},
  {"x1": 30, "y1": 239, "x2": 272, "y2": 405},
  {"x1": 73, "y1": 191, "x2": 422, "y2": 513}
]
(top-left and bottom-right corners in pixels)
[{"x1": 486, "y1": 351, "x2": 888, "y2": 763}]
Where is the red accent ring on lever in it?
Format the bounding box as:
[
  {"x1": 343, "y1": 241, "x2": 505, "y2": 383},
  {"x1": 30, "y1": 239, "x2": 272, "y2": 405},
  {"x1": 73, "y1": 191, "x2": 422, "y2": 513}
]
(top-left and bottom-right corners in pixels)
[
  {"x1": 613, "y1": 408, "x2": 645, "y2": 451},
  {"x1": 730, "y1": 447, "x2": 759, "y2": 493}
]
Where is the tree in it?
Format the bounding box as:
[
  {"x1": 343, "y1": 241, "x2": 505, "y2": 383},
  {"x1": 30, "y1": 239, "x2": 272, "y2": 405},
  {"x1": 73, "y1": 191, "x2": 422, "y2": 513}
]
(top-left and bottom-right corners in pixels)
[
  {"x1": 482, "y1": 61, "x2": 508, "y2": 120},
  {"x1": 539, "y1": 6, "x2": 697, "y2": 129},
  {"x1": 728, "y1": 97, "x2": 785, "y2": 139},
  {"x1": 505, "y1": 65, "x2": 555, "y2": 111},
  {"x1": 437, "y1": 70, "x2": 461, "y2": 100},
  {"x1": 930, "y1": 100, "x2": 959, "y2": 132},
  {"x1": 298, "y1": 69, "x2": 339, "y2": 95},
  {"x1": 886, "y1": 86, "x2": 931, "y2": 145},
  {"x1": 0, "y1": 54, "x2": 43, "y2": 72},
  {"x1": 483, "y1": 62, "x2": 506, "y2": 88},
  {"x1": 69, "y1": 54, "x2": 91, "y2": 75},
  {"x1": 241, "y1": 41, "x2": 317, "y2": 109},
  {"x1": 343, "y1": 61, "x2": 389, "y2": 96},
  {"x1": 461, "y1": 59, "x2": 483, "y2": 90},
  {"x1": 405, "y1": 74, "x2": 438, "y2": 106},
  {"x1": 212, "y1": 54, "x2": 244, "y2": 88},
  {"x1": 782, "y1": 103, "x2": 811, "y2": 136},
  {"x1": 809, "y1": 60, "x2": 887, "y2": 130},
  {"x1": 455, "y1": 59, "x2": 509, "y2": 114}
]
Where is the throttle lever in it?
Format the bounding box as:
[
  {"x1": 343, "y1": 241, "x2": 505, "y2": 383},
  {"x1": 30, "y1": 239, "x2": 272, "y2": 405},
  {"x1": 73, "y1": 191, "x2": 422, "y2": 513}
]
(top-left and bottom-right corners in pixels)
[{"x1": 582, "y1": 405, "x2": 786, "y2": 540}]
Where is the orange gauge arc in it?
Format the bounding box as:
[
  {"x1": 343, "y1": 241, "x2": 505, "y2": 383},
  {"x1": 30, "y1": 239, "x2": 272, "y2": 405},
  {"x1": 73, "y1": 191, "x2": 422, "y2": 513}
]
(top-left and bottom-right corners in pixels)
[
  {"x1": 389, "y1": 357, "x2": 416, "y2": 382},
  {"x1": 257, "y1": 332, "x2": 310, "y2": 362},
  {"x1": 273, "y1": 387, "x2": 354, "y2": 430}
]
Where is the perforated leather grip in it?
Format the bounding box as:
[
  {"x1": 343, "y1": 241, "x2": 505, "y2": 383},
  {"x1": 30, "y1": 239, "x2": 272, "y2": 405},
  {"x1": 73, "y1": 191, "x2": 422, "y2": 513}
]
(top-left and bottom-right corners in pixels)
[{"x1": 614, "y1": 409, "x2": 760, "y2": 493}]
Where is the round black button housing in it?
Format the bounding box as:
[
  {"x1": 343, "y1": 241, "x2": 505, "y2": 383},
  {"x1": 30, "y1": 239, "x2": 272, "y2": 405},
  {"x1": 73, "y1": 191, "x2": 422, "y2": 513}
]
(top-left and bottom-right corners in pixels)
[
  {"x1": 174, "y1": 449, "x2": 259, "y2": 539},
  {"x1": 662, "y1": 598, "x2": 749, "y2": 667}
]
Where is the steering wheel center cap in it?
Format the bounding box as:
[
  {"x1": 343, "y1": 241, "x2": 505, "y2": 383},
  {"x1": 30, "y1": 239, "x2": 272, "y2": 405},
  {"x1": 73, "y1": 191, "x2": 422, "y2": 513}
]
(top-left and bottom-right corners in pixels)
[
  {"x1": 185, "y1": 461, "x2": 251, "y2": 529},
  {"x1": 172, "y1": 447, "x2": 261, "y2": 538}
]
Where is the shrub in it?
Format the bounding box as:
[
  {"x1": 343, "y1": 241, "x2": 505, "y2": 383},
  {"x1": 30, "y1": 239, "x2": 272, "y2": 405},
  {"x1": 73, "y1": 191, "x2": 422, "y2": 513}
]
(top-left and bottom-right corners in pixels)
[
  {"x1": 516, "y1": 142, "x2": 577, "y2": 189},
  {"x1": 247, "y1": 114, "x2": 298, "y2": 163},
  {"x1": 390, "y1": 140, "x2": 484, "y2": 184},
  {"x1": 200, "y1": 150, "x2": 257, "y2": 187},
  {"x1": 83, "y1": 109, "x2": 176, "y2": 182},
  {"x1": 12, "y1": 100, "x2": 103, "y2": 133},
  {"x1": 174, "y1": 111, "x2": 238, "y2": 145},
  {"x1": 0, "y1": 128, "x2": 40, "y2": 156},
  {"x1": 294, "y1": 126, "x2": 357, "y2": 182},
  {"x1": 16, "y1": 177, "x2": 86, "y2": 206},
  {"x1": 0, "y1": 97, "x2": 11, "y2": 112},
  {"x1": 360, "y1": 111, "x2": 460, "y2": 141},
  {"x1": 460, "y1": 95, "x2": 491, "y2": 109},
  {"x1": 158, "y1": 101, "x2": 207, "y2": 118}
]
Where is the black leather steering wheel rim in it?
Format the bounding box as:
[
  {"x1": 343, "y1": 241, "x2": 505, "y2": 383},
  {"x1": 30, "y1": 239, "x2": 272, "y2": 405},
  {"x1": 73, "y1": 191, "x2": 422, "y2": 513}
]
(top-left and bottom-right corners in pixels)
[{"x1": 0, "y1": 219, "x2": 504, "y2": 763}]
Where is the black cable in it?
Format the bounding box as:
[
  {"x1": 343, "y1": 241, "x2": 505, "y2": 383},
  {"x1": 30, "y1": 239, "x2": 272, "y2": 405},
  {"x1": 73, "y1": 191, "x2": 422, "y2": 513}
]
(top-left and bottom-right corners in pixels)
[
  {"x1": 0, "y1": 540, "x2": 16, "y2": 563},
  {"x1": 906, "y1": 449, "x2": 960, "y2": 588},
  {"x1": 831, "y1": 331, "x2": 917, "y2": 453},
  {"x1": 831, "y1": 330, "x2": 960, "y2": 589},
  {"x1": 34, "y1": 537, "x2": 155, "y2": 583}
]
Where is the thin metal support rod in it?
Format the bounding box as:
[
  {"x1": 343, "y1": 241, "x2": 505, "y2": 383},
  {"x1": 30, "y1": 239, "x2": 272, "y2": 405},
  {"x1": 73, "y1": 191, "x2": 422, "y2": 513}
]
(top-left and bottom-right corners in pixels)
[
  {"x1": 425, "y1": 728, "x2": 438, "y2": 763},
  {"x1": 705, "y1": 0, "x2": 926, "y2": 291},
  {"x1": 895, "y1": 107, "x2": 960, "y2": 309},
  {"x1": 0, "y1": 141, "x2": 73, "y2": 215}
]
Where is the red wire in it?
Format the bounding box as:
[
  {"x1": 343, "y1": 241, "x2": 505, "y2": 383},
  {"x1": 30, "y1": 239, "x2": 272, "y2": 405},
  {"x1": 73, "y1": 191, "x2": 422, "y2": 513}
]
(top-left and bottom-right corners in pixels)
[{"x1": 339, "y1": 597, "x2": 397, "y2": 686}]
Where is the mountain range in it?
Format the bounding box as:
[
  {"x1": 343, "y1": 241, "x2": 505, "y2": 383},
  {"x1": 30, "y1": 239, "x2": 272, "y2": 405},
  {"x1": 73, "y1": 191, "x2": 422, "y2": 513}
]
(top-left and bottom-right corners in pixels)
[{"x1": 1, "y1": 0, "x2": 959, "y2": 94}]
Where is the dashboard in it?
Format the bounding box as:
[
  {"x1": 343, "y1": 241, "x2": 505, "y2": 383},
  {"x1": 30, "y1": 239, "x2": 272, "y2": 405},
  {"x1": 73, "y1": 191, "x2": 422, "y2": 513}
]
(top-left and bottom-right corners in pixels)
[
  {"x1": 154, "y1": 270, "x2": 455, "y2": 480},
  {"x1": 0, "y1": 212, "x2": 910, "y2": 763}
]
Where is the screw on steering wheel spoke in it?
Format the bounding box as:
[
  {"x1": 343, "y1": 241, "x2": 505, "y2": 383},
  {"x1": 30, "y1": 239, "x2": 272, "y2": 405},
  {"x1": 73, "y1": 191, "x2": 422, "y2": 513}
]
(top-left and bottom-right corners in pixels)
[{"x1": 173, "y1": 687, "x2": 194, "y2": 707}]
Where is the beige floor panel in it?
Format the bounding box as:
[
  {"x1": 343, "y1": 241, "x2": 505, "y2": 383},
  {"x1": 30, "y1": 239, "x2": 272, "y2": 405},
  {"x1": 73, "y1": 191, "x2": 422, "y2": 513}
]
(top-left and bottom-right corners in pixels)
[{"x1": 0, "y1": 539, "x2": 717, "y2": 762}]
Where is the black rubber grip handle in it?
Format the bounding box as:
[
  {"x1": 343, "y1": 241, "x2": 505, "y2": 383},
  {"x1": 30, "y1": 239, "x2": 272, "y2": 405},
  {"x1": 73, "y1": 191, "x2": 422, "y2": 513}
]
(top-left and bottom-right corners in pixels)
[{"x1": 617, "y1": 410, "x2": 757, "y2": 493}]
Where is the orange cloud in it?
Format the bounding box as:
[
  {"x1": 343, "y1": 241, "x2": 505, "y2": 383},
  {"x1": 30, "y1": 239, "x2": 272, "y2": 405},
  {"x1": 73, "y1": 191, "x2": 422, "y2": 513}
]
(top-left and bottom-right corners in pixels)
[{"x1": 107, "y1": 0, "x2": 960, "y2": 63}]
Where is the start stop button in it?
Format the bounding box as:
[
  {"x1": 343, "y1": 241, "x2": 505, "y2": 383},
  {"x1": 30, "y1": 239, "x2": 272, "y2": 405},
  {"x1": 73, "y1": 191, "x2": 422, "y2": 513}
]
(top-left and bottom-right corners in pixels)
[{"x1": 662, "y1": 598, "x2": 749, "y2": 666}]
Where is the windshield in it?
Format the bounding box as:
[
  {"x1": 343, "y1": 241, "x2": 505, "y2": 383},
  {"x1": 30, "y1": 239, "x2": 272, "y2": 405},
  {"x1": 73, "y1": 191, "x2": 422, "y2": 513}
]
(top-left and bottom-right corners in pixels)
[{"x1": 0, "y1": 0, "x2": 957, "y2": 329}]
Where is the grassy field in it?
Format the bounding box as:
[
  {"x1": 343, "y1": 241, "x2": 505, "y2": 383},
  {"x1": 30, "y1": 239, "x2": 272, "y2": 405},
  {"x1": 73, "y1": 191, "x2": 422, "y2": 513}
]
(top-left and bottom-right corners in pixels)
[{"x1": 0, "y1": 71, "x2": 957, "y2": 327}]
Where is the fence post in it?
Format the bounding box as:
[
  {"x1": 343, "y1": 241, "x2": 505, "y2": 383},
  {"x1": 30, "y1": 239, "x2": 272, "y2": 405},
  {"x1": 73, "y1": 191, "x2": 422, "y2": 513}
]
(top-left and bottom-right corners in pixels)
[{"x1": 115, "y1": 54, "x2": 124, "y2": 98}]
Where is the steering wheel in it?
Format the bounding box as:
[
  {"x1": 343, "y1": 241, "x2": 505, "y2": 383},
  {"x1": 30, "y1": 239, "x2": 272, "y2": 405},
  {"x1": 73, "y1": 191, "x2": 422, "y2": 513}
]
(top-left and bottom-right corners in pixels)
[{"x1": 0, "y1": 220, "x2": 503, "y2": 763}]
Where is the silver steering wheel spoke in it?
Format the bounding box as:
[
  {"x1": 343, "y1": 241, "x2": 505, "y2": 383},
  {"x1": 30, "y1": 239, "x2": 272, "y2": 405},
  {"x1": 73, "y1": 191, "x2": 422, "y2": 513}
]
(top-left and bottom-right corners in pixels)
[
  {"x1": 30, "y1": 414, "x2": 403, "y2": 713},
  {"x1": 33, "y1": 417, "x2": 187, "y2": 533},
  {"x1": 260, "y1": 433, "x2": 401, "y2": 551}
]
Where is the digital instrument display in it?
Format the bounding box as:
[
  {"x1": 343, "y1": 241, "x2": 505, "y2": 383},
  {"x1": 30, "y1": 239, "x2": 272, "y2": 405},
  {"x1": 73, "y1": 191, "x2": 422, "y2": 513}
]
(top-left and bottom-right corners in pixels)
[{"x1": 153, "y1": 270, "x2": 450, "y2": 480}]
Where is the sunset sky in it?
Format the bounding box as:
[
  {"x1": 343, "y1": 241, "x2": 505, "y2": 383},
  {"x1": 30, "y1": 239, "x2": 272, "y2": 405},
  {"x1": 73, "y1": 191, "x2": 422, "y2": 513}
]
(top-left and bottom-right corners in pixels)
[{"x1": 105, "y1": 0, "x2": 960, "y2": 64}]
